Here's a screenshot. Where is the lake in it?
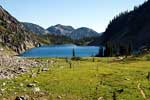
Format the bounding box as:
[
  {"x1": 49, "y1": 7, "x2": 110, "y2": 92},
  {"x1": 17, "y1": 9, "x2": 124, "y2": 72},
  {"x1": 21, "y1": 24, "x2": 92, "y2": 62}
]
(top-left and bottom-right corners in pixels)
[{"x1": 20, "y1": 44, "x2": 102, "y2": 58}]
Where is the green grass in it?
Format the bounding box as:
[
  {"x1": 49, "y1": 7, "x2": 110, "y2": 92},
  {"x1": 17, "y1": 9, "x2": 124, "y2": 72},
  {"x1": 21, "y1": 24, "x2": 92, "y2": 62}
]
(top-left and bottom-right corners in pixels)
[{"x1": 0, "y1": 57, "x2": 150, "y2": 100}]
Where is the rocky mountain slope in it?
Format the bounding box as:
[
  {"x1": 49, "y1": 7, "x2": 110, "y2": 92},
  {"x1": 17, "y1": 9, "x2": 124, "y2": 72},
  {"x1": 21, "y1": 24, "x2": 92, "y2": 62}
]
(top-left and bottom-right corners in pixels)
[
  {"x1": 90, "y1": 1, "x2": 150, "y2": 50},
  {"x1": 68, "y1": 27, "x2": 100, "y2": 40},
  {"x1": 0, "y1": 6, "x2": 40, "y2": 54},
  {"x1": 22, "y1": 22, "x2": 49, "y2": 35},
  {"x1": 47, "y1": 24, "x2": 75, "y2": 36},
  {"x1": 47, "y1": 24, "x2": 99, "y2": 40}
]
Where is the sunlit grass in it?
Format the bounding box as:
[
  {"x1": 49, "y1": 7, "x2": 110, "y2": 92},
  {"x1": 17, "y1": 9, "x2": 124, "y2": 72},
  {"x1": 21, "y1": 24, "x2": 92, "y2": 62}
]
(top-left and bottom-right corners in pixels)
[{"x1": 0, "y1": 57, "x2": 150, "y2": 100}]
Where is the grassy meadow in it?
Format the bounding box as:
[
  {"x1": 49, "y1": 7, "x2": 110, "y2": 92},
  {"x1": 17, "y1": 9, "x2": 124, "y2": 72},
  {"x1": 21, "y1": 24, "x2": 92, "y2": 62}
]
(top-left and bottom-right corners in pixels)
[{"x1": 0, "y1": 56, "x2": 150, "y2": 100}]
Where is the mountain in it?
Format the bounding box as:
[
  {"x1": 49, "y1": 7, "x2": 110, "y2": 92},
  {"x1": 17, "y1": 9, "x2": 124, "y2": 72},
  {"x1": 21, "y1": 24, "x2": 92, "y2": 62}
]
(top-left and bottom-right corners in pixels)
[
  {"x1": 90, "y1": 1, "x2": 150, "y2": 50},
  {"x1": 47, "y1": 24, "x2": 75, "y2": 35},
  {"x1": 0, "y1": 6, "x2": 41, "y2": 54},
  {"x1": 47, "y1": 24, "x2": 99, "y2": 40},
  {"x1": 69, "y1": 27, "x2": 100, "y2": 40},
  {"x1": 22, "y1": 22, "x2": 49, "y2": 35},
  {"x1": 21, "y1": 22, "x2": 99, "y2": 45}
]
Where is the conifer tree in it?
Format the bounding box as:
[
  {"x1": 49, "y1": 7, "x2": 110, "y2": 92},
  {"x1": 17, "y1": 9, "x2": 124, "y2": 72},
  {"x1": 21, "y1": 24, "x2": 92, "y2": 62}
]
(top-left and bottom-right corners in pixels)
[{"x1": 72, "y1": 48, "x2": 75, "y2": 57}]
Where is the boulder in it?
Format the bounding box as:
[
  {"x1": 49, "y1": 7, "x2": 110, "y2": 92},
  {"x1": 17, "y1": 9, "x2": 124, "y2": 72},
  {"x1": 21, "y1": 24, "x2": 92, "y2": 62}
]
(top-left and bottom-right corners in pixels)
[
  {"x1": 42, "y1": 68, "x2": 49, "y2": 71},
  {"x1": 27, "y1": 83, "x2": 36, "y2": 87},
  {"x1": 32, "y1": 87, "x2": 40, "y2": 93}
]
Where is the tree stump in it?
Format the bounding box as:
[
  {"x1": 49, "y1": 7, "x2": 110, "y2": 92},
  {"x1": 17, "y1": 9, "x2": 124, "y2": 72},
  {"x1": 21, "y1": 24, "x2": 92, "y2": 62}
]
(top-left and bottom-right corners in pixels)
[
  {"x1": 112, "y1": 92, "x2": 116, "y2": 100},
  {"x1": 147, "y1": 72, "x2": 150, "y2": 80}
]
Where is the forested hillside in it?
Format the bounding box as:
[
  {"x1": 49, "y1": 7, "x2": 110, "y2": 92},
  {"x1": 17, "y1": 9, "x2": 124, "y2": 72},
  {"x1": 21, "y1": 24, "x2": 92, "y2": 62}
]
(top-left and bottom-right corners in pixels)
[{"x1": 90, "y1": 1, "x2": 150, "y2": 53}]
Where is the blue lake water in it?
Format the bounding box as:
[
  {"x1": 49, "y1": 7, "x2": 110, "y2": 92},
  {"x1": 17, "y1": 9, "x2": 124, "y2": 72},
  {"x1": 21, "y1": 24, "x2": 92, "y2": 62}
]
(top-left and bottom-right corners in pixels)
[{"x1": 20, "y1": 44, "x2": 101, "y2": 58}]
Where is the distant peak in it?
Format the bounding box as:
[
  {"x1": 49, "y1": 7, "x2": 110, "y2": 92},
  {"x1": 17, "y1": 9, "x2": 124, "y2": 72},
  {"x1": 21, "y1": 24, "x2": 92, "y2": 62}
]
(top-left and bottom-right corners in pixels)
[
  {"x1": 54, "y1": 24, "x2": 74, "y2": 28},
  {"x1": 55, "y1": 24, "x2": 62, "y2": 26},
  {"x1": 78, "y1": 27, "x2": 90, "y2": 29}
]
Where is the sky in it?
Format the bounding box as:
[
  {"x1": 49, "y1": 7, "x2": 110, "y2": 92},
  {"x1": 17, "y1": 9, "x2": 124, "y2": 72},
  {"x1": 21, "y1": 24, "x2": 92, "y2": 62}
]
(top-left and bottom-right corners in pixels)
[{"x1": 0, "y1": 0, "x2": 147, "y2": 33}]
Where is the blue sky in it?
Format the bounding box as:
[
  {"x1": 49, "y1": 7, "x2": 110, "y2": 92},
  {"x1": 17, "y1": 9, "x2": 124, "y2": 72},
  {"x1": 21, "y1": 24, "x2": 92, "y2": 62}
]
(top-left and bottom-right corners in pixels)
[{"x1": 0, "y1": 0, "x2": 146, "y2": 32}]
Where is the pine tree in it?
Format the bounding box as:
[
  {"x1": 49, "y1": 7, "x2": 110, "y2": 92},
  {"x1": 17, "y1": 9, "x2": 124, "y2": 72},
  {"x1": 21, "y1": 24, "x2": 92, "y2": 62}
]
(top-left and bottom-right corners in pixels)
[{"x1": 72, "y1": 48, "x2": 75, "y2": 57}]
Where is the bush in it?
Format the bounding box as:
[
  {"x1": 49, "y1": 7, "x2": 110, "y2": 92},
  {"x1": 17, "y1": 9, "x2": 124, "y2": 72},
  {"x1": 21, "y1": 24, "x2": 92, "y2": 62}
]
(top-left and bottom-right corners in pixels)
[
  {"x1": 144, "y1": 55, "x2": 150, "y2": 61},
  {"x1": 71, "y1": 57, "x2": 81, "y2": 61}
]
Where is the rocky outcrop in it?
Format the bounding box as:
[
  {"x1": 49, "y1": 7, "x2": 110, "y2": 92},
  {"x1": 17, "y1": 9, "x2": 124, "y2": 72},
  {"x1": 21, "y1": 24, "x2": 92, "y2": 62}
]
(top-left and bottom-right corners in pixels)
[
  {"x1": 0, "y1": 6, "x2": 40, "y2": 54},
  {"x1": 0, "y1": 55, "x2": 42, "y2": 79}
]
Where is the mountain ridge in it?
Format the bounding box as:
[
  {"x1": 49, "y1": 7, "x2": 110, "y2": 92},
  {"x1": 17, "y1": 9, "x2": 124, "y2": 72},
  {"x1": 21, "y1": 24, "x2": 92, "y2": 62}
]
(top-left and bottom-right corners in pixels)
[
  {"x1": 22, "y1": 22, "x2": 49, "y2": 35},
  {"x1": 47, "y1": 24, "x2": 100, "y2": 39},
  {"x1": 23, "y1": 22, "x2": 100, "y2": 40}
]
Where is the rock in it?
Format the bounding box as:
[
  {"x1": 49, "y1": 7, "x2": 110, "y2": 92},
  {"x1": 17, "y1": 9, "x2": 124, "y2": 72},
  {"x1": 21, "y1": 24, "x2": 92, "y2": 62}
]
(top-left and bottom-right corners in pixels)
[
  {"x1": 18, "y1": 67, "x2": 28, "y2": 73},
  {"x1": 15, "y1": 95, "x2": 30, "y2": 100},
  {"x1": 27, "y1": 83, "x2": 36, "y2": 87},
  {"x1": 42, "y1": 68, "x2": 49, "y2": 71},
  {"x1": 0, "y1": 54, "x2": 44, "y2": 80},
  {"x1": 39, "y1": 91, "x2": 46, "y2": 95},
  {"x1": 15, "y1": 96, "x2": 23, "y2": 100},
  {"x1": 98, "y1": 97, "x2": 103, "y2": 100},
  {"x1": 57, "y1": 95, "x2": 62, "y2": 99},
  {"x1": 18, "y1": 67, "x2": 24, "y2": 70},
  {"x1": 21, "y1": 95, "x2": 30, "y2": 100},
  {"x1": 32, "y1": 87, "x2": 40, "y2": 93},
  {"x1": 33, "y1": 80, "x2": 39, "y2": 83},
  {"x1": 0, "y1": 48, "x2": 4, "y2": 51},
  {"x1": 125, "y1": 78, "x2": 130, "y2": 81}
]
